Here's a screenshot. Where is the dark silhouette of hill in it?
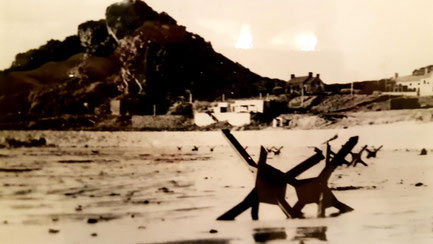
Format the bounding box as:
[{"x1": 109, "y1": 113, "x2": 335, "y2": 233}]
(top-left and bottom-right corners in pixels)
[{"x1": 0, "y1": 0, "x2": 281, "y2": 117}]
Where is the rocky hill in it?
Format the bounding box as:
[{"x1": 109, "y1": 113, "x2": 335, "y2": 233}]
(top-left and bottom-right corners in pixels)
[{"x1": 0, "y1": 0, "x2": 282, "y2": 119}]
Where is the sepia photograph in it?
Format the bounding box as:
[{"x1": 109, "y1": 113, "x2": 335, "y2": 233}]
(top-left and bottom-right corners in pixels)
[{"x1": 1, "y1": 0, "x2": 433, "y2": 243}]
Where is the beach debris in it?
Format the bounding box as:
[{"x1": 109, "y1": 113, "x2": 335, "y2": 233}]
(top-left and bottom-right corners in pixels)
[
  {"x1": 87, "y1": 218, "x2": 98, "y2": 224},
  {"x1": 210, "y1": 146, "x2": 215, "y2": 152},
  {"x1": 5, "y1": 137, "x2": 47, "y2": 148},
  {"x1": 91, "y1": 233, "x2": 98, "y2": 237},
  {"x1": 58, "y1": 160, "x2": 93, "y2": 164},
  {"x1": 177, "y1": 146, "x2": 182, "y2": 151},
  {"x1": 14, "y1": 189, "x2": 32, "y2": 195},
  {"x1": 192, "y1": 146, "x2": 199, "y2": 151},
  {"x1": 331, "y1": 186, "x2": 366, "y2": 191},
  {"x1": 48, "y1": 229, "x2": 60, "y2": 234},
  {"x1": 209, "y1": 229, "x2": 218, "y2": 234},
  {"x1": 3, "y1": 220, "x2": 8, "y2": 224},
  {"x1": 217, "y1": 130, "x2": 356, "y2": 220},
  {"x1": 349, "y1": 145, "x2": 368, "y2": 167},
  {"x1": 415, "y1": 182, "x2": 424, "y2": 187},
  {"x1": 271, "y1": 146, "x2": 283, "y2": 156},
  {"x1": 264, "y1": 146, "x2": 284, "y2": 155},
  {"x1": 366, "y1": 145, "x2": 383, "y2": 158},
  {"x1": 138, "y1": 226, "x2": 146, "y2": 229},
  {"x1": 0, "y1": 167, "x2": 42, "y2": 173},
  {"x1": 52, "y1": 218, "x2": 59, "y2": 222},
  {"x1": 75, "y1": 205, "x2": 83, "y2": 211},
  {"x1": 420, "y1": 148, "x2": 428, "y2": 155},
  {"x1": 158, "y1": 187, "x2": 173, "y2": 193}
]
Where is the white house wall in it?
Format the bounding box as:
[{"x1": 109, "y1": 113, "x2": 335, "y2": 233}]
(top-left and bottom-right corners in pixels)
[
  {"x1": 396, "y1": 74, "x2": 433, "y2": 96},
  {"x1": 194, "y1": 112, "x2": 251, "y2": 126},
  {"x1": 233, "y1": 100, "x2": 264, "y2": 113}
]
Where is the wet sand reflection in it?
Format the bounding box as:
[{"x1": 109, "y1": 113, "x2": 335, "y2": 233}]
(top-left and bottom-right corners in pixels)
[{"x1": 292, "y1": 226, "x2": 327, "y2": 242}]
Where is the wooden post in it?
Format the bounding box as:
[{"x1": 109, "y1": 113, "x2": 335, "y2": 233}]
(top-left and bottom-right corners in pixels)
[
  {"x1": 301, "y1": 85, "x2": 304, "y2": 107},
  {"x1": 153, "y1": 104, "x2": 156, "y2": 117},
  {"x1": 350, "y1": 82, "x2": 354, "y2": 97},
  {"x1": 222, "y1": 94, "x2": 225, "y2": 102},
  {"x1": 189, "y1": 93, "x2": 193, "y2": 103}
]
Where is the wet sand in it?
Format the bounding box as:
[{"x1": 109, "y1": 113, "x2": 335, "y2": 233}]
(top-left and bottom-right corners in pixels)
[{"x1": 0, "y1": 121, "x2": 433, "y2": 243}]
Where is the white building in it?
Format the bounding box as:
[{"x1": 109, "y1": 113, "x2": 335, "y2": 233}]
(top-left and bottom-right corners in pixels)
[
  {"x1": 232, "y1": 99, "x2": 264, "y2": 113},
  {"x1": 212, "y1": 102, "x2": 230, "y2": 113},
  {"x1": 394, "y1": 68, "x2": 433, "y2": 96},
  {"x1": 194, "y1": 99, "x2": 265, "y2": 126},
  {"x1": 211, "y1": 99, "x2": 264, "y2": 114}
]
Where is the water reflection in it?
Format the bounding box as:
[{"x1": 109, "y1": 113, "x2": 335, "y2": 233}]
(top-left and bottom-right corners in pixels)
[
  {"x1": 253, "y1": 227, "x2": 287, "y2": 243},
  {"x1": 292, "y1": 226, "x2": 327, "y2": 242}
]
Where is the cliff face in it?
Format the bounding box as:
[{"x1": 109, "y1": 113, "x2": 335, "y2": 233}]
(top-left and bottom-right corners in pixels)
[{"x1": 0, "y1": 0, "x2": 278, "y2": 117}]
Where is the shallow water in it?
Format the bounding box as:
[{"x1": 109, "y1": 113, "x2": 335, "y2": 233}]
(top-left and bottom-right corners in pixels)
[{"x1": 0, "y1": 122, "x2": 433, "y2": 243}]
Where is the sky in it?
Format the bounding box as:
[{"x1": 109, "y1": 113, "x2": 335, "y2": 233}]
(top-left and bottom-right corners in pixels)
[{"x1": 1, "y1": 0, "x2": 433, "y2": 83}]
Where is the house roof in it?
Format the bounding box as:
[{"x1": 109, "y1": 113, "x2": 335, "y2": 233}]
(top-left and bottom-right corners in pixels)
[
  {"x1": 396, "y1": 72, "x2": 433, "y2": 83},
  {"x1": 287, "y1": 76, "x2": 322, "y2": 85}
]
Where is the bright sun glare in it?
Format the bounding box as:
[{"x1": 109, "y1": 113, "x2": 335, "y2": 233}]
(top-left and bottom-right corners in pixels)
[
  {"x1": 235, "y1": 24, "x2": 253, "y2": 49},
  {"x1": 296, "y1": 33, "x2": 317, "y2": 51}
]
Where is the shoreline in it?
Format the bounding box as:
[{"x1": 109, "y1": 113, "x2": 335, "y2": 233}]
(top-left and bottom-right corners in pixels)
[{"x1": 0, "y1": 107, "x2": 432, "y2": 132}]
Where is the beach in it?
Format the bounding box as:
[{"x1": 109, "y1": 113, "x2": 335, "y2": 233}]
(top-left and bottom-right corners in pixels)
[{"x1": 0, "y1": 121, "x2": 433, "y2": 243}]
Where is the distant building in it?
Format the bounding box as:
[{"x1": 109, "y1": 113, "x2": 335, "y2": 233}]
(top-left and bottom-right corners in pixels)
[
  {"x1": 212, "y1": 102, "x2": 230, "y2": 113},
  {"x1": 195, "y1": 99, "x2": 265, "y2": 127},
  {"x1": 272, "y1": 116, "x2": 290, "y2": 127},
  {"x1": 211, "y1": 99, "x2": 264, "y2": 114},
  {"x1": 393, "y1": 68, "x2": 433, "y2": 96},
  {"x1": 286, "y1": 72, "x2": 325, "y2": 95},
  {"x1": 110, "y1": 99, "x2": 121, "y2": 115},
  {"x1": 232, "y1": 99, "x2": 264, "y2": 113}
]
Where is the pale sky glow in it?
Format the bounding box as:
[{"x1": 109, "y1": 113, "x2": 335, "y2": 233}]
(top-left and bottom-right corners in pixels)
[
  {"x1": 296, "y1": 32, "x2": 317, "y2": 52},
  {"x1": 235, "y1": 24, "x2": 253, "y2": 49},
  {"x1": 1, "y1": 0, "x2": 433, "y2": 83}
]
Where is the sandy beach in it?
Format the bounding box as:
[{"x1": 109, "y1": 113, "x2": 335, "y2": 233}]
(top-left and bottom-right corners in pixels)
[{"x1": 0, "y1": 121, "x2": 433, "y2": 243}]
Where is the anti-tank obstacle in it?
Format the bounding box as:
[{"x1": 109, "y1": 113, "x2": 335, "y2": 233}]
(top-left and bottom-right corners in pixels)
[{"x1": 217, "y1": 129, "x2": 358, "y2": 220}]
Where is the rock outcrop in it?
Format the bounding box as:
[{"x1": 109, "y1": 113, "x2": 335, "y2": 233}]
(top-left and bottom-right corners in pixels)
[
  {"x1": 78, "y1": 20, "x2": 117, "y2": 57},
  {"x1": 0, "y1": 0, "x2": 280, "y2": 124}
]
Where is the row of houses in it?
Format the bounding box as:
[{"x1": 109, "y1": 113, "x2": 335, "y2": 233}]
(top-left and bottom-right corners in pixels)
[
  {"x1": 286, "y1": 72, "x2": 326, "y2": 95},
  {"x1": 290, "y1": 68, "x2": 433, "y2": 97}
]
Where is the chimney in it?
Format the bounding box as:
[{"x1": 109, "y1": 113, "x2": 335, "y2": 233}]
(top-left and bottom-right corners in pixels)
[
  {"x1": 290, "y1": 74, "x2": 295, "y2": 79},
  {"x1": 316, "y1": 73, "x2": 320, "y2": 79},
  {"x1": 308, "y1": 72, "x2": 313, "y2": 78},
  {"x1": 394, "y1": 73, "x2": 399, "y2": 79}
]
